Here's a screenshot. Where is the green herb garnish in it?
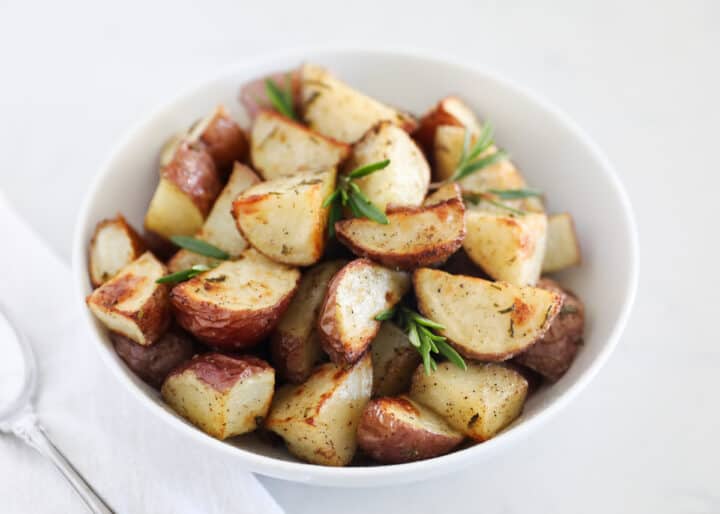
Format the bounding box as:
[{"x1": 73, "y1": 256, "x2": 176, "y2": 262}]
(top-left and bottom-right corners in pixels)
[
  {"x1": 265, "y1": 75, "x2": 296, "y2": 120},
  {"x1": 156, "y1": 264, "x2": 214, "y2": 284},
  {"x1": 323, "y1": 160, "x2": 390, "y2": 238},
  {"x1": 170, "y1": 236, "x2": 229, "y2": 260},
  {"x1": 374, "y1": 306, "x2": 467, "y2": 375},
  {"x1": 488, "y1": 188, "x2": 543, "y2": 200},
  {"x1": 451, "y1": 123, "x2": 508, "y2": 181}
]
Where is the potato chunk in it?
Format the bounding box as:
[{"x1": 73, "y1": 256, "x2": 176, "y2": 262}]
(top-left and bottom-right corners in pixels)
[
  {"x1": 270, "y1": 260, "x2": 347, "y2": 383},
  {"x1": 413, "y1": 268, "x2": 563, "y2": 360},
  {"x1": 162, "y1": 353, "x2": 274, "y2": 440},
  {"x1": 371, "y1": 322, "x2": 421, "y2": 397},
  {"x1": 414, "y1": 96, "x2": 482, "y2": 154},
  {"x1": 168, "y1": 163, "x2": 259, "y2": 272},
  {"x1": 189, "y1": 105, "x2": 248, "y2": 172},
  {"x1": 86, "y1": 252, "x2": 170, "y2": 345},
  {"x1": 357, "y1": 396, "x2": 463, "y2": 463},
  {"x1": 251, "y1": 110, "x2": 349, "y2": 179},
  {"x1": 232, "y1": 168, "x2": 336, "y2": 266},
  {"x1": 345, "y1": 121, "x2": 430, "y2": 211},
  {"x1": 170, "y1": 248, "x2": 300, "y2": 350},
  {"x1": 463, "y1": 211, "x2": 547, "y2": 286},
  {"x1": 410, "y1": 362, "x2": 528, "y2": 441},
  {"x1": 299, "y1": 63, "x2": 416, "y2": 143},
  {"x1": 542, "y1": 213, "x2": 582, "y2": 273},
  {"x1": 265, "y1": 354, "x2": 372, "y2": 466},
  {"x1": 318, "y1": 259, "x2": 410, "y2": 365},
  {"x1": 89, "y1": 214, "x2": 146, "y2": 287}
]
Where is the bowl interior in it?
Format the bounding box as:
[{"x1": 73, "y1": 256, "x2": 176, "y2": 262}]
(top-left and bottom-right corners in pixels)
[{"x1": 73, "y1": 50, "x2": 637, "y2": 486}]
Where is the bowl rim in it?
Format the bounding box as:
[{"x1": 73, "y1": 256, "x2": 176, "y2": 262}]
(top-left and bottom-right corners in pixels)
[{"x1": 71, "y1": 46, "x2": 639, "y2": 486}]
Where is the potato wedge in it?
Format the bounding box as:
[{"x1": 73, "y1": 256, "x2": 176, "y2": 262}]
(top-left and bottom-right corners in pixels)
[
  {"x1": 463, "y1": 211, "x2": 548, "y2": 286},
  {"x1": 357, "y1": 396, "x2": 463, "y2": 463},
  {"x1": 345, "y1": 121, "x2": 430, "y2": 211},
  {"x1": 542, "y1": 213, "x2": 581, "y2": 273},
  {"x1": 162, "y1": 353, "x2": 274, "y2": 440},
  {"x1": 265, "y1": 354, "x2": 372, "y2": 466},
  {"x1": 145, "y1": 143, "x2": 221, "y2": 239},
  {"x1": 414, "y1": 96, "x2": 482, "y2": 155},
  {"x1": 270, "y1": 260, "x2": 347, "y2": 383},
  {"x1": 88, "y1": 214, "x2": 146, "y2": 287},
  {"x1": 335, "y1": 194, "x2": 465, "y2": 270},
  {"x1": 170, "y1": 248, "x2": 300, "y2": 350},
  {"x1": 232, "y1": 168, "x2": 336, "y2": 266},
  {"x1": 299, "y1": 63, "x2": 416, "y2": 143},
  {"x1": 413, "y1": 268, "x2": 563, "y2": 360},
  {"x1": 251, "y1": 110, "x2": 349, "y2": 180},
  {"x1": 410, "y1": 362, "x2": 528, "y2": 441},
  {"x1": 424, "y1": 182, "x2": 462, "y2": 206},
  {"x1": 371, "y1": 322, "x2": 421, "y2": 397},
  {"x1": 318, "y1": 259, "x2": 410, "y2": 365},
  {"x1": 86, "y1": 252, "x2": 170, "y2": 345},
  {"x1": 168, "y1": 163, "x2": 259, "y2": 272},
  {"x1": 188, "y1": 105, "x2": 248, "y2": 172}
]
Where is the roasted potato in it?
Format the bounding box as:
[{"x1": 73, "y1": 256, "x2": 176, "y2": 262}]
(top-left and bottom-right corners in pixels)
[
  {"x1": 265, "y1": 353, "x2": 372, "y2": 466},
  {"x1": 463, "y1": 211, "x2": 548, "y2": 286},
  {"x1": 542, "y1": 213, "x2": 581, "y2": 273},
  {"x1": 270, "y1": 260, "x2": 347, "y2": 383},
  {"x1": 251, "y1": 110, "x2": 350, "y2": 180},
  {"x1": 413, "y1": 268, "x2": 563, "y2": 360},
  {"x1": 239, "y1": 69, "x2": 300, "y2": 120},
  {"x1": 514, "y1": 278, "x2": 584, "y2": 381},
  {"x1": 423, "y1": 182, "x2": 463, "y2": 206},
  {"x1": 299, "y1": 63, "x2": 416, "y2": 143},
  {"x1": 441, "y1": 248, "x2": 490, "y2": 279},
  {"x1": 170, "y1": 248, "x2": 300, "y2": 350},
  {"x1": 168, "y1": 163, "x2": 259, "y2": 272},
  {"x1": 414, "y1": 96, "x2": 482, "y2": 155},
  {"x1": 371, "y1": 322, "x2": 421, "y2": 397},
  {"x1": 188, "y1": 105, "x2": 248, "y2": 172},
  {"x1": 232, "y1": 168, "x2": 336, "y2": 266},
  {"x1": 344, "y1": 121, "x2": 430, "y2": 211},
  {"x1": 410, "y1": 362, "x2": 528, "y2": 441},
  {"x1": 161, "y1": 353, "x2": 274, "y2": 440},
  {"x1": 318, "y1": 259, "x2": 410, "y2": 365},
  {"x1": 88, "y1": 214, "x2": 146, "y2": 287},
  {"x1": 357, "y1": 396, "x2": 464, "y2": 463},
  {"x1": 111, "y1": 328, "x2": 195, "y2": 388},
  {"x1": 335, "y1": 193, "x2": 465, "y2": 270},
  {"x1": 144, "y1": 143, "x2": 221, "y2": 239}
]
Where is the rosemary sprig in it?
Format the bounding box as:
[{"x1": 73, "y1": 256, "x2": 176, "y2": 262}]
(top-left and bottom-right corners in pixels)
[
  {"x1": 488, "y1": 188, "x2": 543, "y2": 200},
  {"x1": 323, "y1": 160, "x2": 390, "y2": 238},
  {"x1": 375, "y1": 306, "x2": 467, "y2": 375},
  {"x1": 156, "y1": 264, "x2": 215, "y2": 284},
  {"x1": 170, "y1": 236, "x2": 229, "y2": 260},
  {"x1": 451, "y1": 123, "x2": 508, "y2": 181},
  {"x1": 265, "y1": 74, "x2": 296, "y2": 120},
  {"x1": 462, "y1": 193, "x2": 527, "y2": 216}
]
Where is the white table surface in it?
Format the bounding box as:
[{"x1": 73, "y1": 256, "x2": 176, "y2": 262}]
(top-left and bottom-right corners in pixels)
[{"x1": 1, "y1": 0, "x2": 718, "y2": 512}]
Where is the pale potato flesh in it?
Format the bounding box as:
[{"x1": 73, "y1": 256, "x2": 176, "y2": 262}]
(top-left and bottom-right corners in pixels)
[
  {"x1": 413, "y1": 268, "x2": 563, "y2": 360},
  {"x1": 265, "y1": 354, "x2": 373, "y2": 466},
  {"x1": 463, "y1": 211, "x2": 548, "y2": 286},
  {"x1": 410, "y1": 362, "x2": 528, "y2": 441},
  {"x1": 371, "y1": 322, "x2": 421, "y2": 397},
  {"x1": 89, "y1": 215, "x2": 145, "y2": 287},
  {"x1": 144, "y1": 177, "x2": 204, "y2": 238},
  {"x1": 424, "y1": 182, "x2": 462, "y2": 206},
  {"x1": 542, "y1": 213, "x2": 582, "y2": 273},
  {"x1": 232, "y1": 168, "x2": 336, "y2": 266},
  {"x1": 251, "y1": 110, "x2": 349, "y2": 179}
]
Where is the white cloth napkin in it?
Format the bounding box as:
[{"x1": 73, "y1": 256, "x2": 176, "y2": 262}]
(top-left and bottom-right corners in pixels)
[{"x1": 0, "y1": 193, "x2": 284, "y2": 514}]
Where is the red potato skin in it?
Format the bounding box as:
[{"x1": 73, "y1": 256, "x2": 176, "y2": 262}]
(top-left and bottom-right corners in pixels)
[
  {"x1": 240, "y1": 69, "x2": 301, "y2": 120},
  {"x1": 89, "y1": 214, "x2": 146, "y2": 288},
  {"x1": 270, "y1": 331, "x2": 322, "y2": 384},
  {"x1": 199, "y1": 109, "x2": 249, "y2": 172},
  {"x1": 357, "y1": 398, "x2": 463, "y2": 463},
  {"x1": 161, "y1": 142, "x2": 221, "y2": 217},
  {"x1": 166, "y1": 353, "x2": 272, "y2": 393}
]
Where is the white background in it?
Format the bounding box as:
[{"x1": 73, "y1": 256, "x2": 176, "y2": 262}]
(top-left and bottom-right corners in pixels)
[{"x1": 1, "y1": 0, "x2": 718, "y2": 512}]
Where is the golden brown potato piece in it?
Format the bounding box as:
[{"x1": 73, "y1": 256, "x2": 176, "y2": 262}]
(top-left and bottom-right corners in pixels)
[
  {"x1": 167, "y1": 163, "x2": 259, "y2": 272},
  {"x1": 514, "y1": 278, "x2": 584, "y2": 381},
  {"x1": 299, "y1": 63, "x2": 416, "y2": 143},
  {"x1": 410, "y1": 362, "x2": 528, "y2": 441},
  {"x1": 251, "y1": 110, "x2": 350, "y2": 180},
  {"x1": 357, "y1": 396, "x2": 464, "y2": 463},
  {"x1": 189, "y1": 105, "x2": 248, "y2": 172},
  {"x1": 542, "y1": 213, "x2": 582, "y2": 273},
  {"x1": 86, "y1": 252, "x2": 170, "y2": 345},
  {"x1": 414, "y1": 96, "x2": 482, "y2": 156},
  {"x1": 144, "y1": 143, "x2": 221, "y2": 239},
  {"x1": 170, "y1": 248, "x2": 300, "y2": 350},
  {"x1": 371, "y1": 322, "x2": 421, "y2": 397},
  {"x1": 344, "y1": 121, "x2": 430, "y2": 211},
  {"x1": 463, "y1": 211, "x2": 547, "y2": 286},
  {"x1": 111, "y1": 329, "x2": 195, "y2": 388},
  {"x1": 232, "y1": 168, "x2": 336, "y2": 266},
  {"x1": 270, "y1": 260, "x2": 347, "y2": 383},
  {"x1": 265, "y1": 354, "x2": 372, "y2": 466},
  {"x1": 88, "y1": 214, "x2": 146, "y2": 287},
  {"x1": 318, "y1": 259, "x2": 410, "y2": 365},
  {"x1": 335, "y1": 193, "x2": 465, "y2": 270},
  {"x1": 423, "y1": 182, "x2": 463, "y2": 206},
  {"x1": 161, "y1": 353, "x2": 274, "y2": 440},
  {"x1": 413, "y1": 268, "x2": 563, "y2": 360}
]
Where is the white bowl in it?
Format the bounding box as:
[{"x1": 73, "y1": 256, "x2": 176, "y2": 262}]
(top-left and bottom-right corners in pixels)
[{"x1": 72, "y1": 49, "x2": 638, "y2": 487}]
